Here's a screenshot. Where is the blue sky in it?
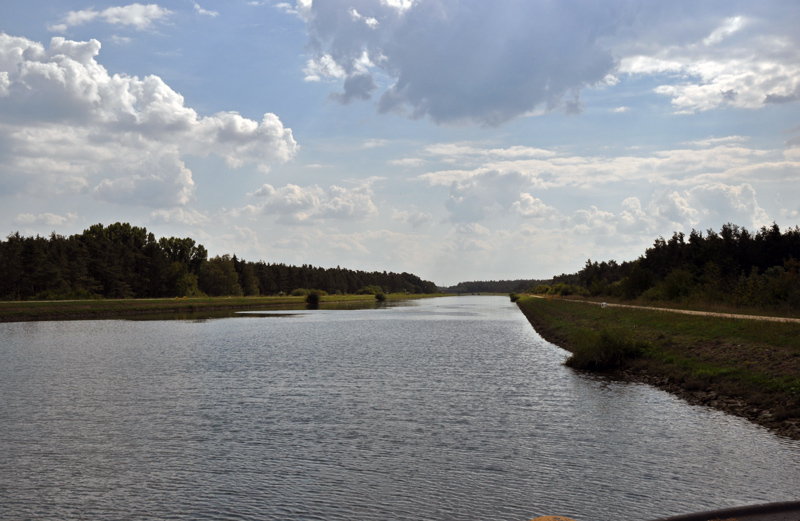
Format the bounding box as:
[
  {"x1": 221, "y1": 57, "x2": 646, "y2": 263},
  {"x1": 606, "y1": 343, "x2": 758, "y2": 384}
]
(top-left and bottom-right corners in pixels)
[{"x1": 1, "y1": 1, "x2": 799, "y2": 286}]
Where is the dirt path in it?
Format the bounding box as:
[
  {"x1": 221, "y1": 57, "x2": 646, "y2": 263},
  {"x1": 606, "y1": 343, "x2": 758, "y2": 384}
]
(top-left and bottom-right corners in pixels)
[{"x1": 533, "y1": 295, "x2": 800, "y2": 324}]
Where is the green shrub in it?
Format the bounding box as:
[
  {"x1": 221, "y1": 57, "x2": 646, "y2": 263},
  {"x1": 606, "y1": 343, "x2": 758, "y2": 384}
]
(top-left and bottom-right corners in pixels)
[
  {"x1": 565, "y1": 327, "x2": 648, "y2": 371},
  {"x1": 375, "y1": 292, "x2": 387, "y2": 301},
  {"x1": 306, "y1": 290, "x2": 322, "y2": 305},
  {"x1": 509, "y1": 293, "x2": 520, "y2": 302}
]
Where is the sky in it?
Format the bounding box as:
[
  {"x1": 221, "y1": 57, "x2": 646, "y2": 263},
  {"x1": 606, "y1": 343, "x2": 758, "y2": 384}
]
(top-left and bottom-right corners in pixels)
[{"x1": 1, "y1": 1, "x2": 799, "y2": 287}]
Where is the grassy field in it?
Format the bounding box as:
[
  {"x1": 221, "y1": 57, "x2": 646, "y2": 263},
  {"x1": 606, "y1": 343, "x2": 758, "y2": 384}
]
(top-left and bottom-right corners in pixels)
[
  {"x1": 516, "y1": 295, "x2": 800, "y2": 437},
  {"x1": 0, "y1": 293, "x2": 442, "y2": 322}
]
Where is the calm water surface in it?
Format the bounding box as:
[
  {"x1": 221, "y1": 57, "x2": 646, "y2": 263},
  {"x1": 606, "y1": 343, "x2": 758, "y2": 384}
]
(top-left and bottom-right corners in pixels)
[{"x1": 1, "y1": 296, "x2": 799, "y2": 520}]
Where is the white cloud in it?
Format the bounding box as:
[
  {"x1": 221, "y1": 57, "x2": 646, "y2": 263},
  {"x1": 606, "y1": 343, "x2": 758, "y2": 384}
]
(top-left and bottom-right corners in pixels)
[
  {"x1": 512, "y1": 193, "x2": 558, "y2": 220},
  {"x1": 389, "y1": 157, "x2": 426, "y2": 167},
  {"x1": 444, "y1": 170, "x2": 533, "y2": 223},
  {"x1": 619, "y1": 15, "x2": 800, "y2": 114},
  {"x1": 568, "y1": 206, "x2": 618, "y2": 236},
  {"x1": 0, "y1": 34, "x2": 297, "y2": 207},
  {"x1": 647, "y1": 190, "x2": 700, "y2": 228},
  {"x1": 193, "y1": 3, "x2": 219, "y2": 17},
  {"x1": 0, "y1": 71, "x2": 9, "y2": 96},
  {"x1": 251, "y1": 182, "x2": 378, "y2": 224},
  {"x1": 703, "y1": 16, "x2": 745, "y2": 46},
  {"x1": 304, "y1": 54, "x2": 346, "y2": 82},
  {"x1": 424, "y1": 143, "x2": 556, "y2": 163},
  {"x1": 91, "y1": 151, "x2": 195, "y2": 207},
  {"x1": 362, "y1": 138, "x2": 388, "y2": 149},
  {"x1": 682, "y1": 135, "x2": 748, "y2": 147},
  {"x1": 348, "y1": 8, "x2": 379, "y2": 29},
  {"x1": 380, "y1": 0, "x2": 416, "y2": 13},
  {"x1": 50, "y1": 3, "x2": 172, "y2": 32},
  {"x1": 419, "y1": 139, "x2": 786, "y2": 192},
  {"x1": 642, "y1": 183, "x2": 769, "y2": 232},
  {"x1": 686, "y1": 182, "x2": 770, "y2": 229},
  {"x1": 13, "y1": 212, "x2": 79, "y2": 226},
  {"x1": 392, "y1": 208, "x2": 432, "y2": 228},
  {"x1": 149, "y1": 208, "x2": 211, "y2": 225}
]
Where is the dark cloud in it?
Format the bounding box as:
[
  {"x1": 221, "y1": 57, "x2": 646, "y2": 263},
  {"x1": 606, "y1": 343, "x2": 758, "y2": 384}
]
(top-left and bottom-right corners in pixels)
[
  {"x1": 330, "y1": 72, "x2": 377, "y2": 104},
  {"x1": 765, "y1": 90, "x2": 800, "y2": 105},
  {"x1": 303, "y1": 0, "x2": 624, "y2": 126},
  {"x1": 300, "y1": 1, "x2": 800, "y2": 125}
]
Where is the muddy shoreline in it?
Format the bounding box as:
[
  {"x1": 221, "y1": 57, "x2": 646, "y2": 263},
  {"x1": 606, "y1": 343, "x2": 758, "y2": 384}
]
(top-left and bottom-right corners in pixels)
[{"x1": 517, "y1": 301, "x2": 800, "y2": 440}]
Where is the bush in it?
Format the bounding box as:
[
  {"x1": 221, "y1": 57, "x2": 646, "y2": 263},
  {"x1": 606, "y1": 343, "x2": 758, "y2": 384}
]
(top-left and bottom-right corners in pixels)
[
  {"x1": 546, "y1": 283, "x2": 589, "y2": 297},
  {"x1": 565, "y1": 327, "x2": 648, "y2": 371},
  {"x1": 357, "y1": 285, "x2": 384, "y2": 295},
  {"x1": 375, "y1": 292, "x2": 387, "y2": 301},
  {"x1": 306, "y1": 290, "x2": 323, "y2": 305},
  {"x1": 509, "y1": 293, "x2": 520, "y2": 302}
]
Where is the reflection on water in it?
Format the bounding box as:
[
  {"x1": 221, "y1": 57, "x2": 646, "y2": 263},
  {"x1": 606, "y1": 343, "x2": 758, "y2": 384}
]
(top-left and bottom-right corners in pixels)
[
  {"x1": 1, "y1": 296, "x2": 799, "y2": 521},
  {"x1": 126, "y1": 298, "x2": 398, "y2": 321}
]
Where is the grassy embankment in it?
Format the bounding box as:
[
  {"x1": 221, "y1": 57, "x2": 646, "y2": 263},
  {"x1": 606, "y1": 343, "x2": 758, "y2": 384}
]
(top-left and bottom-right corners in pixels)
[
  {"x1": 516, "y1": 295, "x2": 800, "y2": 438},
  {"x1": 0, "y1": 293, "x2": 442, "y2": 322}
]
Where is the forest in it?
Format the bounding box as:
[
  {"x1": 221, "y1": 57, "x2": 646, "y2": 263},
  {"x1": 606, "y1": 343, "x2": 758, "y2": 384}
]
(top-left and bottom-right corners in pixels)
[
  {"x1": 444, "y1": 279, "x2": 548, "y2": 294},
  {"x1": 0, "y1": 222, "x2": 439, "y2": 300},
  {"x1": 534, "y1": 223, "x2": 800, "y2": 310}
]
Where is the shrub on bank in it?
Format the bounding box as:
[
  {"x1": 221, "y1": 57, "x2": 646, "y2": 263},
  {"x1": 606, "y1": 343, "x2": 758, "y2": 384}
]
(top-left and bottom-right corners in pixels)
[
  {"x1": 306, "y1": 290, "x2": 324, "y2": 305},
  {"x1": 565, "y1": 327, "x2": 648, "y2": 371}
]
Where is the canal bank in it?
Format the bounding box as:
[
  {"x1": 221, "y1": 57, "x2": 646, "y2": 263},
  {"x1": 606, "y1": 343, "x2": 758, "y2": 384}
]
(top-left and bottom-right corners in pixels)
[{"x1": 516, "y1": 296, "x2": 800, "y2": 440}]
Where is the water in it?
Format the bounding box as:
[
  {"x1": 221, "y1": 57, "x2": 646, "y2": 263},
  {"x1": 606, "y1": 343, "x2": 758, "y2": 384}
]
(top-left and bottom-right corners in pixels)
[{"x1": 1, "y1": 296, "x2": 798, "y2": 520}]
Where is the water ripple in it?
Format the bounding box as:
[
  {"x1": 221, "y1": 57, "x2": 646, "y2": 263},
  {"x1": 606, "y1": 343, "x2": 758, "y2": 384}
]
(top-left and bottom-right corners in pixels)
[{"x1": 1, "y1": 296, "x2": 799, "y2": 520}]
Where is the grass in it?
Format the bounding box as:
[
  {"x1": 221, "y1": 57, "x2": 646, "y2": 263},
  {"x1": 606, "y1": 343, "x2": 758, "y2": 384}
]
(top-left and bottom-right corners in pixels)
[
  {"x1": 0, "y1": 293, "x2": 444, "y2": 322},
  {"x1": 516, "y1": 296, "x2": 800, "y2": 428}
]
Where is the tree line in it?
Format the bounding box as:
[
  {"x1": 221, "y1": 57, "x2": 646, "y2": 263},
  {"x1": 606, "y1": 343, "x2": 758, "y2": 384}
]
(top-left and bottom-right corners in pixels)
[
  {"x1": 444, "y1": 279, "x2": 548, "y2": 294},
  {"x1": 533, "y1": 223, "x2": 800, "y2": 309},
  {"x1": 0, "y1": 222, "x2": 439, "y2": 300}
]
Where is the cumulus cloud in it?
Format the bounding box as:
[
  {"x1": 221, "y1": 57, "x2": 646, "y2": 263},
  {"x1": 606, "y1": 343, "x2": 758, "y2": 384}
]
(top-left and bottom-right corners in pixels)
[
  {"x1": 445, "y1": 170, "x2": 533, "y2": 223},
  {"x1": 567, "y1": 206, "x2": 618, "y2": 236},
  {"x1": 641, "y1": 183, "x2": 769, "y2": 232},
  {"x1": 0, "y1": 34, "x2": 297, "y2": 207},
  {"x1": 49, "y1": 3, "x2": 172, "y2": 32},
  {"x1": 294, "y1": 1, "x2": 622, "y2": 126},
  {"x1": 411, "y1": 137, "x2": 788, "y2": 245},
  {"x1": 251, "y1": 182, "x2": 378, "y2": 224},
  {"x1": 91, "y1": 151, "x2": 195, "y2": 207},
  {"x1": 685, "y1": 182, "x2": 769, "y2": 228},
  {"x1": 512, "y1": 193, "x2": 558, "y2": 220}
]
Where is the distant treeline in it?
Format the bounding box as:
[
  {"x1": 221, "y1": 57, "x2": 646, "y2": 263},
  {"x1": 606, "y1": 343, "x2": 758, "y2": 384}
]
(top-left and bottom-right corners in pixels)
[
  {"x1": 0, "y1": 222, "x2": 439, "y2": 300},
  {"x1": 444, "y1": 279, "x2": 548, "y2": 294},
  {"x1": 534, "y1": 223, "x2": 800, "y2": 309}
]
